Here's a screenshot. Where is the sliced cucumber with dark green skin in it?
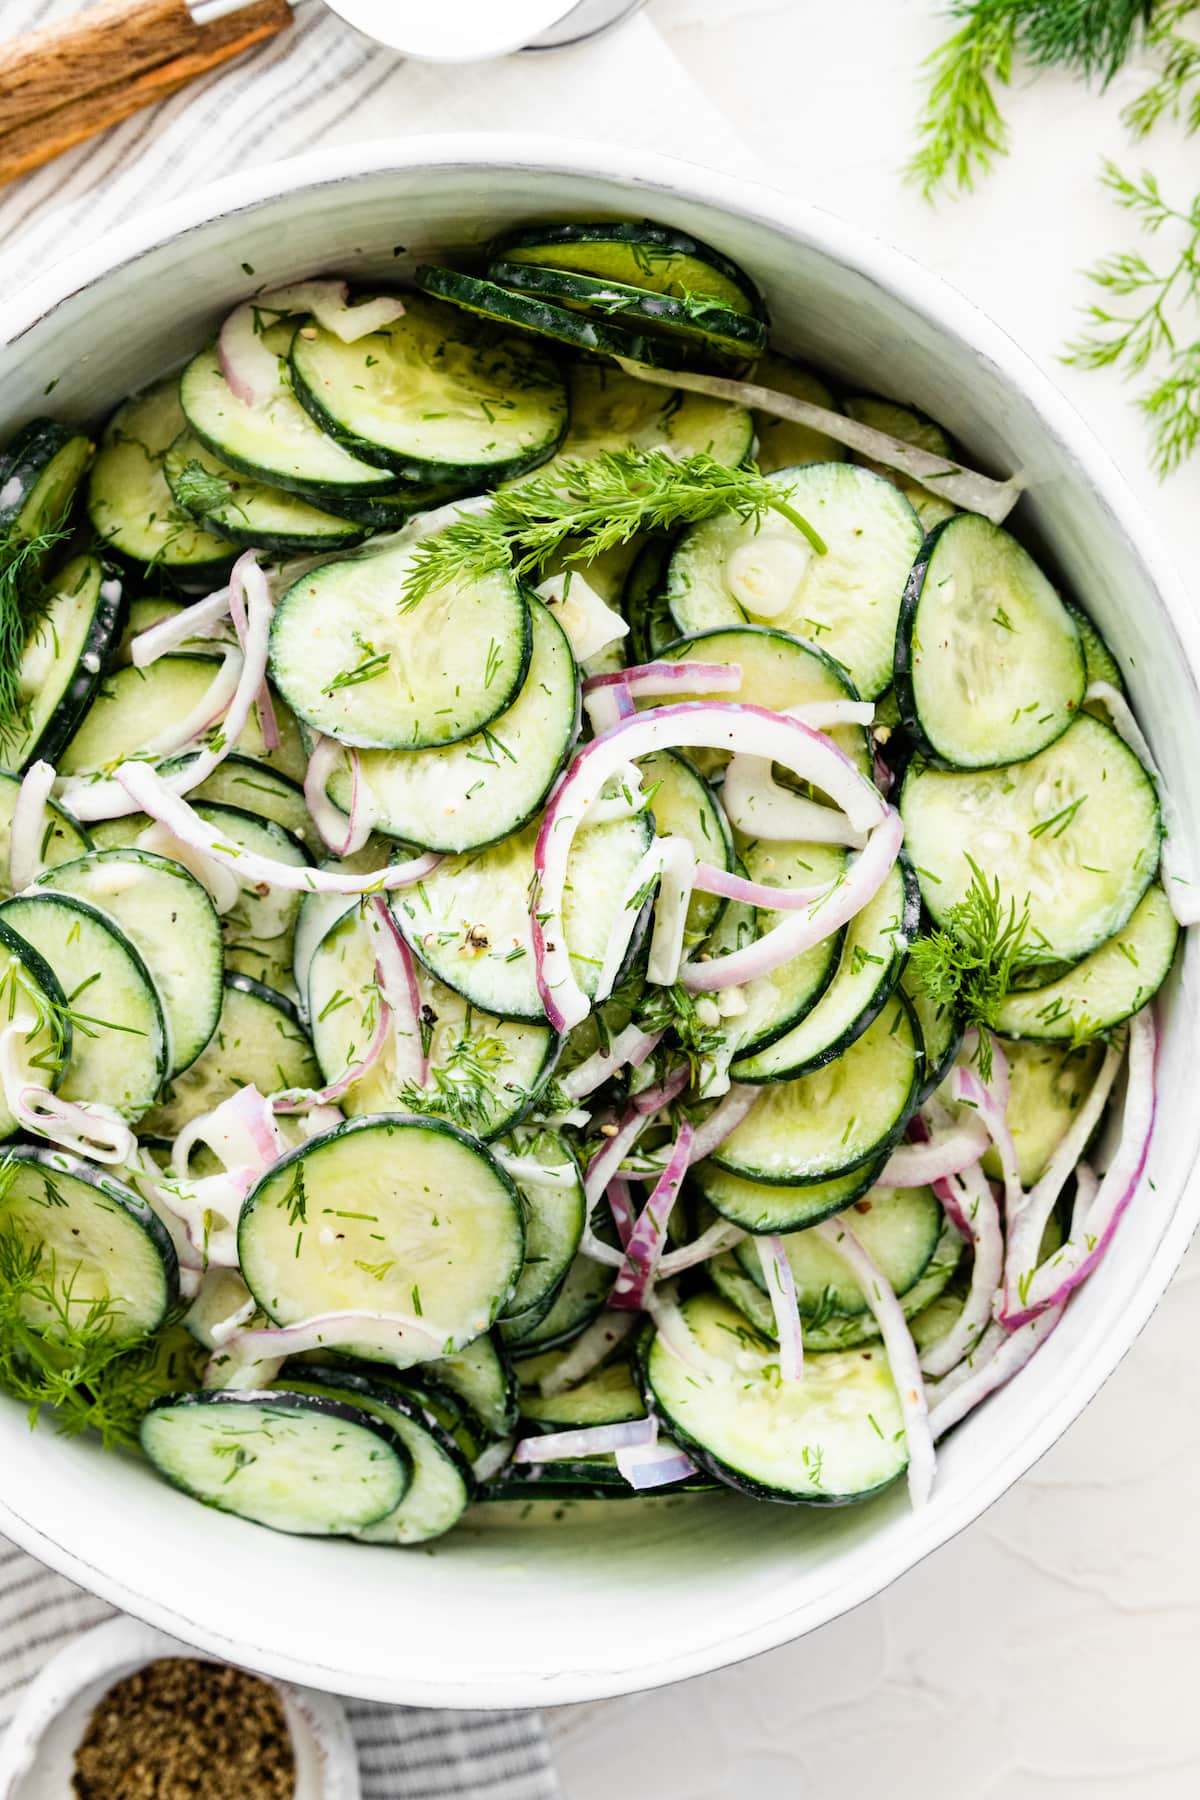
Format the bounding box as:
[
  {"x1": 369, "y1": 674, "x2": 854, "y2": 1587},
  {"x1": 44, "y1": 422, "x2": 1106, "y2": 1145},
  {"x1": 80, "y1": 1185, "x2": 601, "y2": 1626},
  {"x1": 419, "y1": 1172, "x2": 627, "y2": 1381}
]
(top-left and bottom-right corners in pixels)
[
  {"x1": 239, "y1": 1114, "x2": 525, "y2": 1361},
  {"x1": 712, "y1": 844, "x2": 847, "y2": 1057},
  {"x1": 394, "y1": 808, "x2": 652, "y2": 1023},
  {"x1": 654, "y1": 623, "x2": 872, "y2": 781},
  {"x1": 328, "y1": 598, "x2": 579, "y2": 853},
  {"x1": 489, "y1": 220, "x2": 766, "y2": 320},
  {"x1": 0, "y1": 1144, "x2": 177, "y2": 1342},
  {"x1": 499, "y1": 1251, "x2": 611, "y2": 1352},
  {"x1": 0, "y1": 891, "x2": 167, "y2": 1120},
  {"x1": 142, "y1": 1390, "x2": 411, "y2": 1536},
  {"x1": 282, "y1": 1368, "x2": 473, "y2": 1543},
  {"x1": 87, "y1": 380, "x2": 233, "y2": 579},
  {"x1": 730, "y1": 858, "x2": 919, "y2": 1082},
  {"x1": 495, "y1": 1130, "x2": 585, "y2": 1322},
  {"x1": 186, "y1": 800, "x2": 309, "y2": 956},
  {"x1": 172, "y1": 754, "x2": 313, "y2": 846},
  {"x1": 938, "y1": 1037, "x2": 1105, "y2": 1189},
  {"x1": 1070, "y1": 602, "x2": 1123, "y2": 693},
  {"x1": 141, "y1": 973, "x2": 319, "y2": 1139},
  {"x1": 0, "y1": 419, "x2": 94, "y2": 544},
  {"x1": 270, "y1": 539, "x2": 531, "y2": 751},
  {"x1": 752, "y1": 355, "x2": 847, "y2": 473},
  {"x1": 519, "y1": 1358, "x2": 646, "y2": 1428},
  {"x1": 485, "y1": 260, "x2": 767, "y2": 364},
  {"x1": 416, "y1": 265, "x2": 674, "y2": 366},
  {"x1": 549, "y1": 362, "x2": 753, "y2": 470},
  {"x1": 642, "y1": 1292, "x2": 906, "y2": 1505},
  {"x1": 692, "y1": 1153, "x2": 886, "y2": 1234},
  {"x1": 415, "y1": 1331, "x2": 519, "y2": 1438},
  {"x1": 665, "y1": 464, "x2": 924, "y2": 700},
  {"x1": 164, "y1": 430, "x2": 366, "y2": 553},
  {"x1": 712, "y1": 990, "x2": 922, "y2": 1185},
  {"x1": 994, "y1": 884, "x2": 1177, "y2": 1039},
  {"x1": 0, "y1": 923, "x2": 72, "y2": 1140},
  {"x1": 32, "y1": 849, "x2": 222, "y2": 1077},
  {"x1": 895, "y1": 514, "x2": 1086, "y2": 769},
  {"x1": 902, "y1": 969, "x2": 963, "y2": 1104},
  {"x1": 0, "y1": 775, "x2": 90, "y2": 904},
  {"x1": 733, "y1": 1183, "x2": 941, "y2": 1315},
  {"x1": 180, "y1": 324, "x2": 399, "y2": 500},
  {"x1": 289, "y1": 294, "x2": 568, "y2": 483},
  {"x1": 307, "y1": 908, "x2": 557, "y2": 1138},
  {"x1": 900, "y1": 713, "x2": 1161, "y2": 963},
  {"x1": 314, "y1": 475, "x2": 473, "y2": 532},
  {"x1": 0, "y1": 555, "x2": 123, "y2": 770},
  {"x1": 224, "y1": 936, "x2": 297, "y2": 1003},
  {"x1": 479, "y1": 1456, "x2": 712, "y2": 1502},
  {"x1": 624, "y1": 534, "x2": 678, "y2": 663},
  {"x1": 845, "y1": 395, "x2": 957, "y2": 531}
]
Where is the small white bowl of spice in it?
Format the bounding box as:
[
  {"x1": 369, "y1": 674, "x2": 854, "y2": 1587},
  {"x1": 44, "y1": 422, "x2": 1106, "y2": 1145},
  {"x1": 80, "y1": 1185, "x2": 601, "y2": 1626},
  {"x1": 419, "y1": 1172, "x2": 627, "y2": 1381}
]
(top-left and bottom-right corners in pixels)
[{"x1": 0, "y1": 1616, "x2": 360, "y2": 1799}]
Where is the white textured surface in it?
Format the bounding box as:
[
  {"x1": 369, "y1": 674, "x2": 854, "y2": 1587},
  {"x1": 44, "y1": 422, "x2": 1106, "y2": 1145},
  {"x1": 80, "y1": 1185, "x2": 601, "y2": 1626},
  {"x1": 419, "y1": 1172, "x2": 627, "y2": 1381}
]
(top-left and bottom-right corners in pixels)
[{"x1": 548, "y1": 1, "x2": 1200, "y2": 1791}]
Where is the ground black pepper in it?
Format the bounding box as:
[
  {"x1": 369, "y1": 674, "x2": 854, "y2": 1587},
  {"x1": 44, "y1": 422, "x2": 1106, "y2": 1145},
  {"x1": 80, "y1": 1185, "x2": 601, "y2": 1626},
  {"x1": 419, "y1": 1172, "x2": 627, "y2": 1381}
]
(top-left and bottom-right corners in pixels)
[{"x1": 72, "y1": 1657, "x2": 296, "y2": 1800}]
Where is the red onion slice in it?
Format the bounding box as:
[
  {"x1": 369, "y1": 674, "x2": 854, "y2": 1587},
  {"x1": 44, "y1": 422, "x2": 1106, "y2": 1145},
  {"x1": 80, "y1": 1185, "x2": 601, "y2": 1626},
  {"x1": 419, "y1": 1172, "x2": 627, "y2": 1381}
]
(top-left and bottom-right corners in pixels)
[
  {"x1": 273, "y1": 993, "x2": 390, "y2": 1113},
  {"x1": 609, "y1": 1120, "x2": 695, "y2": 1309},
  {"x1": 368, "y1": 898, "x2": 428, "y2": 1087},
  {"x1": 259, "y1": 281, "x2": 406, "y2": 342},
  {"x1": 218, "y1": 302, "x2": 281, "y2": 407},
  {"x1": 228, "y1": 569, "x2": 279, "y2": 752},
  {"x1": 756, "y1": 1235, "x2": 803, "y2": 1380},
  {"x1": 10, "y1": 1087, "x2": 135, "y2": 1165},
  {"x1": 657, "y1": 1217, "x2": 746, "y2": 1278},
  {"x1": 513, "y1": 1417, "x2": 656, "y2": 1463},
  {"x1": 876, "y1": 1116, "x2": 991, "y2": 1188},
  {"x1": 615, "y1": 1439, "x2": 700, "y2": 1490},
  {"x1": 304, "y1": 737, "x2": 372, "y2": 857},
  {"x1": 130, "y1": 585, "x2": 233, "y2": 666},
  {"x1": 1003, "y1": 1007, "x2": 1157, "y2": 1326},
  {"x1": 645, "y1": 1289, "x2": 735, "y2": 1382},
  {"x1": 605, "y1": 1176, "x2": 636, "y2": 1248},
  {"x1": 9, "y1": 761, "x2": 56, "y2": 893},
  {"x1": 171, "y1": 1083, "x2": 285, "y2": 1180},
  {"x1": 584, "y1": 660, "x2": 743, "y2": 703},
  {"x1": 683, "y1": 1083, "x2": 759, "y2": 1165},
  {"x1": 721, "y1": 751, "x2": 867, "y2": 846},
  {"x1": 952, "y1": 1051, "x2": 1021, "y2": 1219},
  {"x1": 537, "y1": 1311, "x2": 641, "y2": 1398},
  {"x1": 690, "y1": 862, "x2": 832, "y2": 912},
  {"x1": 921, "y1": 1162, "x2": 1004, "y2": 1379},
  {"x1": 226, "y1": 1307, "x2": 444, "y2": 1363},
  {"x1": 646, "y1": 836, "x2": 696, "y2": 987},
  {"x1": 929, "y1": 1304, "x2": 1065, "y2": 1440},
  {"x1": 559, "y1": 1025, "x2": 666, "y2": 1103},
  {"x1": 812, "y1": 1216, "x2": 935, "y2": 1507}
]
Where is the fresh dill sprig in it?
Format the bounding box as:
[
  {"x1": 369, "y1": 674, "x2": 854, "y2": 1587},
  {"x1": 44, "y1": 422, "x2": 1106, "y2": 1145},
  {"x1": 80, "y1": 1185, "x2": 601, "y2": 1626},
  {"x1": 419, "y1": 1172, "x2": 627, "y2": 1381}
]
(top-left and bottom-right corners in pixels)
[
  {"x1": 1124, "y1": 0, "x2": 1200, "y2": 137},
  {"x1": 398, "y1": 1025, "x2": 514, "y2": 1134},
  {"x1": 907, "y1": 0, "x2": 1158, "y2": 199},
  {"x1": 1065, "y1": 161, "x2": 1200, "y2": 474},
  {"x1": 906, "y1": 857, "x2": 1040, "y2": 1080},
  {"x1": 170, "y1": 458, "x2": 243, "y2": 521},
  {"x1": 398, "y1": 448, "x2": 824, "y2": 610},
  {"x1": 0, "y1": 525, "x2": 70, "y2": 737}
]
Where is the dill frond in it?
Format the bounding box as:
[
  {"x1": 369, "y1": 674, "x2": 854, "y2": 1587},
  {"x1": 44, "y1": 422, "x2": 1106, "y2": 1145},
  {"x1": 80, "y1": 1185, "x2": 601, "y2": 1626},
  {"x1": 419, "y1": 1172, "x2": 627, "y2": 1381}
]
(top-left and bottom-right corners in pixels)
[{"x1": 907, "y1": 857, "x2": 1040, "y2": 1080}]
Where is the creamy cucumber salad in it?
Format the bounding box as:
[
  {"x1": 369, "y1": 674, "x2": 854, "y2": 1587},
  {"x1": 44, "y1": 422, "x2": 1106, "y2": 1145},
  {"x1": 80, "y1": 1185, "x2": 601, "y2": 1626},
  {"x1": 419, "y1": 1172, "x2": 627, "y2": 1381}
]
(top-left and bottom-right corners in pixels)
[{"x1": 0, "y1": 217, "x2": 1183, "y2": 1542}]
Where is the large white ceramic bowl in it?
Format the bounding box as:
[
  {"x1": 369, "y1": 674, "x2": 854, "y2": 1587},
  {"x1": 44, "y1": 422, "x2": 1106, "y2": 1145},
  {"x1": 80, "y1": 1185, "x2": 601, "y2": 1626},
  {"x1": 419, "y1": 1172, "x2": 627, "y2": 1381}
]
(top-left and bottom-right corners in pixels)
[{"x1": 0, "y1": 137, "x2": 1197, "y2": 1710}]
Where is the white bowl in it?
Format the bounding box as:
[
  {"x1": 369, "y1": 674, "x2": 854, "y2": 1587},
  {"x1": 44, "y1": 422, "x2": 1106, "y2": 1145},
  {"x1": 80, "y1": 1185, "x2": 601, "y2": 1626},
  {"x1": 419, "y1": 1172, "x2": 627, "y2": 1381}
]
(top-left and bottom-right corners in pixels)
[{"x1": 0, "y1": 135, "x2": 1197, "y2": 1710}]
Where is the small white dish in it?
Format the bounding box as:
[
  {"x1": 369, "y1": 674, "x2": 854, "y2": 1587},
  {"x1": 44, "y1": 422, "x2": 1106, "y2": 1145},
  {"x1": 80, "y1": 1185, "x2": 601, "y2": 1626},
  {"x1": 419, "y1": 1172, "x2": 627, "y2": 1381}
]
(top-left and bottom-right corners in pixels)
[
  {"x1": 321, "y1": 0, "x2": 581, "y2": 61},
  {"x1": 0, "y1": 1617, "x2": 360, "y2": 1800}
]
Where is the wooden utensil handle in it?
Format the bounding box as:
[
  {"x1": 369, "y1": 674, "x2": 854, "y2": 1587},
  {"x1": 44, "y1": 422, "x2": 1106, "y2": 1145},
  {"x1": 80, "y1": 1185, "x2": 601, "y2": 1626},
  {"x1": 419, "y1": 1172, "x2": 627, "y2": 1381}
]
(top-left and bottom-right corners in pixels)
[
  {"x1": 0, "y1": 0, "x2": 201, "y2": 135},
  {"x1": 0, "y1": 0, "x2": 293, "y2": 187}
]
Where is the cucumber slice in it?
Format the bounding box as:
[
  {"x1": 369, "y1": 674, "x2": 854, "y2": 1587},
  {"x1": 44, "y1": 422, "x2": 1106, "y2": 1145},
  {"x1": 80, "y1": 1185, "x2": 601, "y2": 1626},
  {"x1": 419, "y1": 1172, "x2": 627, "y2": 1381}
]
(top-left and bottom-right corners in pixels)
[
  {"x1": 393, "y1": 809, "x2": 652, "y2": 1022},
  {"x1": 665, "y1": 464, "x2": 924, "y2": 700},
  {"x1": 637, "y1": 749, "x2": 732, "y2": 942},
  {"x1": 416, "y1": 266, "x2": 673, "y2": 366},
  {"x1": 418, "y1": 1332, "x2": 519, "y2": 1438},
  {"x1": 164, "y1": 430, "x2": 366, "y2": 553},
  {"x1": 520, "y1": 1358, "x2": 645, "y2": 1428},
  {"x1": 693, "y1": 1154, "x2": 885, "y2": 1235},
  {"x1": 142, "y1": 974, "x2": 319, "y2": 1139},
  {"x1": 733, "y1": 1183, "x2": 941, "y2": 1315},
  {"x1": 179, "y1": 325, "x2": 398, "y2": 499},
  {"x1": 0, "y1": 1145, "x2": 176, "y2": 1341},
  {"x1": 902, "y1": 969, "x2": 963, "y2": 1103},
  {"x1": 487, "y1": 260, "x2": 767, "y2": 365},
  {"x1": 141, "y1": 1391, "x2": 411, "y2": 1536},
  {"x1": 896, "y1": 515, "x2": 1086, "y2": 768},
  {"x1": 187, "y1": 801, "x2": 309, "y2": 952},
  {"x1": 752, "y1": 355, "x2": 846, "y2": 473},
  {"x1": 1071, "y1": 602, "x2": 1123, "y2": 693},
  {"x1": 239, "y1": 1114, "x2": 525, "y2": 1360},
  {"x1": 994, "y1": 884, "x2": 1177, "y2": 1039},
  {"x1": 550, "y1": 363, "x2": 753, "y2": 469},
  {"x1": 0, "y1": 771, "x2": 90, "y2": 901},
  {"x1": 490, "y1": 220, "x2": 765, "y2": 319},
  {"x1": 499, "y1": 1250, "x2": 611, "y2": 1352},
  {"x1": 283, "y1": 1368, "x2": 472, "y2": 1544},
  {"x1": 31, "y1": 849, "x2": 222, "y2": 1077},
  {"x1": 900, "y1": 713, "x2": 1161, "y2": 962},
  {"x1": 0, "y1": 923, "x2": 71, "y2": 1140},
  {"x1": 844, "y1": 395, "x2": 957, "y2": 531},
  {"x1": 941, "y1": 1037, "x2": 1106, "y2": 1188},
  {"x1": 478, "y1": 1456, "x2": 712, "y2": 1502},
  {"x1": 0, "y1": 892, "x2": 167, "y2": 1120},
  {"x1": 730, "y1": 859, "x2": 919, "y2": 1081},
  {"x1": 624, "y1": 535, "x2": 678, "y2": 663},
  {"x1": 269, "y1": 539, "x2": 531, "y2": 750},
  {"x1": 289, "y1": 294, "x2": 568, "y2": 483},
  {"x1": 0, "y1": 419, "x2": 94, "y2": 544},
  {"x1": 87, "y1": 380, "x2": 232, "y2": 578},
  {"x1": 307, "y1": 908, "x2": 556, "y2": 1138},
  {"x1": 654, "y1": 623, "x2": 872, "y2": 780},
  {"x1": 223, "y1": 936, "x2": 298, "y2": 1004},
  {"x1": 328, "y1": 598, "x2": 579, "y2": 853},
  {"x1": 712, "y1": 991, "x2": 922, "y2": 1184},
  {"x1": 643, "y1": 1292, "x2": 906, "y2": 1504},
  {"x1": 712, "y1": 844, "x2": 847, "y2": 1056},
  {"x1": 315, "y1": 476, "x2": 472, "y2": 532},
  {"x1": 178, "y1": 755, "x2": 313, "y2": 845},
  {"x1": 496, "y1": 1128, "x2": 585, "y2": 1321},
  {"x1": 58, "y1": 654, "x2": 308, "y2": 784},
  {"x1": 0, "y1": 555, "x2": 122, "y2": 770}
]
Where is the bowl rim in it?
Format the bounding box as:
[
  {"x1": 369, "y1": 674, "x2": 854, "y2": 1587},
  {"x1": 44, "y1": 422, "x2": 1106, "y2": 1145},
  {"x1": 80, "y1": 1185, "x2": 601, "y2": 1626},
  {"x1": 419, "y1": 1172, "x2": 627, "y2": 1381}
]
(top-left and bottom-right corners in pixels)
[{"x1": 1, "y1": 132, "x2": 1198, "y2": 1708}]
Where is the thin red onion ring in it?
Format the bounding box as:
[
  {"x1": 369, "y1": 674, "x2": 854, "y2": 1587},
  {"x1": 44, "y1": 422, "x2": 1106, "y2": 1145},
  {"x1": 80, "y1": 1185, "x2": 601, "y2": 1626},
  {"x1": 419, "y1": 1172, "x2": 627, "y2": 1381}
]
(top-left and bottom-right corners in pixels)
[
  {"x1": 876, "y1": 1116, "x2": 991, "y2": 1188},
  {"x1": 615, "y1": 1438, "x2": 700, "y2": 1490},
  {"x1": 228, "y1": 570, "x2": 279, "y2": 752},
  {"x1": 559, "y1": 1025, "x2": 666, "y2": 1103},
  {"x1": 609, "y1": 1120, "x2": 695, "y2": 1310},
  {"x1": 304, "y1": 736, "x2": 371, "y2": 857},
  {"x1": 130, "y1": 586, "x2": 232, "y2": 666},
  {"x1": 227, "y1": 1307, "x2": 444, "y2": 1363},
  {"x1": 369, "y1": 897, "x2": 429, "y2": 1087},
  {"x1": 538, "y1": 1309, "x2": 640, "y2": 1397},
  {"x1": 757, "y1": 1236, "x2": 803, "y2": 1381},
  {"x1": 514, "y1": 1418, "x2": 656, "y2": 1463},
  {"x1": 921, "y1": 1162, "x2": 1004, "y2": 1379},
  {"x1": 273, "y1": 991, "x2": 391, "y2": 1112},
  {"x1": 929, "y1": 1304, "x2": 1065, "y2": 1440},
  {"x1": 9, "y1": 761, "x2": 56, "y2": 893}
]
